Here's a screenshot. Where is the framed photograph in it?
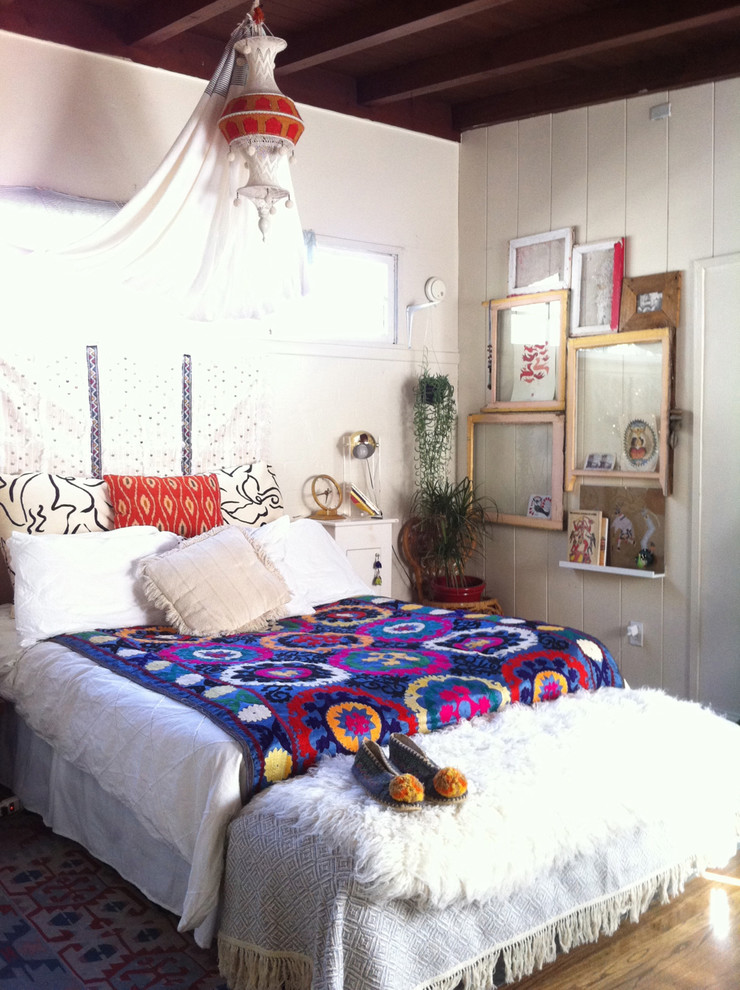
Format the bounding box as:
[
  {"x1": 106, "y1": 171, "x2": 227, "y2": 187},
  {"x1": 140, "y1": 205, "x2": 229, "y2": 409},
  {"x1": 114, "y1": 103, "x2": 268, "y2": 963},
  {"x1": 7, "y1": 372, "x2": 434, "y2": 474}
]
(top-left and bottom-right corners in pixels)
[
  {"x1": 483, "y1": 289, "x2": 569, "y2": 411},
  {"x1": 467, "y1": 412, "x2": 565, "y2": 530},
  {"x1": 570, "y1": 237, "x2": 625, "y2": 336},
  {"x1": 584, "y1": 453, "x2": 616, "y2": 471},
  {"x1": 619, "y1": 270, "x2": 682, "y2": 331},
  {"x1": 508, "y1": 227, "x2": 574, "y2": 295}
]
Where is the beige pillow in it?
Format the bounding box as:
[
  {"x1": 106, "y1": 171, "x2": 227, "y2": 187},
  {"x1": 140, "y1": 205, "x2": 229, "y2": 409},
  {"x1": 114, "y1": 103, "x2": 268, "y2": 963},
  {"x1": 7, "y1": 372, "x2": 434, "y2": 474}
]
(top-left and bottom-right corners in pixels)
[{"x1": 139, "y1": 525, "x2": 290, "y2": 636}]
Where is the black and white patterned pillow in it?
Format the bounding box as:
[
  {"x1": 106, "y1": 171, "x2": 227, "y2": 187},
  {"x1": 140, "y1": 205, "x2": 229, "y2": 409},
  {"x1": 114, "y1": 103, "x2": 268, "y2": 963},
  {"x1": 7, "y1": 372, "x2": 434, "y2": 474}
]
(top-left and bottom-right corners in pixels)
[
  {"x1": 0, "y1": 472, "x2": 114, "y2": 584},
  {"x1": 215, "y1": 463, "x2": 285, "y2": 528}
]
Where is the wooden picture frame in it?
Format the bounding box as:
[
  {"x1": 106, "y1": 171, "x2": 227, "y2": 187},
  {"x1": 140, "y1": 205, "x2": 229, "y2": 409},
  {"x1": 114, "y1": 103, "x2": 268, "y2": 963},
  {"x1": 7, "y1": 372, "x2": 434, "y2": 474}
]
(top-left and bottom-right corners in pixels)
[
  {"x1": 467, "y1": 412, "x2": 565, "y2": 530},
  {"x1": 483, "y1": 289, "x2": 569, "y2": 412},
  {"x1": 570, "y1": 237, "x2": 625, "y2": 336},
  {"x1": 619, "y1": 271, "x2": 682, "y2": 331},
  {"x1": 508, "y1": 228, "x2": 574, "y2": 295},
  {"x1": 565, "y1": 327, "x2": 676, "y2": 495}
]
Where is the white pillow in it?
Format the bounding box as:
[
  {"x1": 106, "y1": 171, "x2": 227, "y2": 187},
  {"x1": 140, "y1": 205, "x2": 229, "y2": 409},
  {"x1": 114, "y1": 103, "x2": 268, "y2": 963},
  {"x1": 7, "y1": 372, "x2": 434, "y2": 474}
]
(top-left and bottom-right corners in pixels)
[
  {"x1": 243, "y1": 515, "x2": 315, "y2": 617},
  {"x1": 282, "y1": 518, "x2": 375, "y2": 607},
  {"x1": 9, "y1": 527, "x2": 180, "y2": 647},
  {"x1": 139, "y1": 526, "x2": 290, "y2": 637}
]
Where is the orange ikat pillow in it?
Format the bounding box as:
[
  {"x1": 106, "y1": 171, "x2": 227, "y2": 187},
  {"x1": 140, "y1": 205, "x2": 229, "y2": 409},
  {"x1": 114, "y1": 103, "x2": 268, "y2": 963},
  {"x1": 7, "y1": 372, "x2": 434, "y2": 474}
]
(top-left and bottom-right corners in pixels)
[{"x1": 104, "y1": 474, "x2": 223, "y2": 538}]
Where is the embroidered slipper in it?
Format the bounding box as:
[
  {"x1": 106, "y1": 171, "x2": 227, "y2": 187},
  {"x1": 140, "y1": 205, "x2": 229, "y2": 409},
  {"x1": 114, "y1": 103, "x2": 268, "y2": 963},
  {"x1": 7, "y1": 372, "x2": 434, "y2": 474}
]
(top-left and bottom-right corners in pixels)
[
  {"x1": 352, "y1": 739, "x2": 425, "y2": 811},
  {"x1": 389, "y1": 733, "x2": 468, "y2": 804}
]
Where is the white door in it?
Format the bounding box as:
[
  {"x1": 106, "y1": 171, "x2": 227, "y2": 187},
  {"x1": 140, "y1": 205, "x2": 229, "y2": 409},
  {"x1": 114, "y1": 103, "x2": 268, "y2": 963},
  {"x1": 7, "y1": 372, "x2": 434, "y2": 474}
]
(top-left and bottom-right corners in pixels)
[{"x1": 692, "y1": 254, "x2": 740, "y2": 720}]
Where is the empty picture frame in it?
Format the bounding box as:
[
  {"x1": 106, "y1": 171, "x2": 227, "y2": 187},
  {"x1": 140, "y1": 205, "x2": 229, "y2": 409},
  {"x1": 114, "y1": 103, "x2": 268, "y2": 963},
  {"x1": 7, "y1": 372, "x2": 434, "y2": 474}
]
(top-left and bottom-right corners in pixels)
[
  {"x1": 570, "y1": 237, "x2": 625, "y2": 336},
  {"x1": 565, "y1": 327, "x2": 676, "y2": 495},
  {"x1": 483, "y1": 289, "x2": 569, "y2": 411},
  {"x1": 619, "y1": 270, "x2": 682, "y2": 331},
  {"x1": 508, "y1": 228, "x2": 574, "y2": 295},
  {"x1": 467, "y1": 412, "x2": 565, "y2": 529}
]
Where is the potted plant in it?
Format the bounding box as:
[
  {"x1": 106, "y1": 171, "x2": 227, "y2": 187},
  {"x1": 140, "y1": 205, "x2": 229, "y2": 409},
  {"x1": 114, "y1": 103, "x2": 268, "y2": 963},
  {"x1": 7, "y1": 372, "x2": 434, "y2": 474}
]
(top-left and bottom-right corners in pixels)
[{"x1": 407, "y1": 368, "x2": 494, "y2": 603}]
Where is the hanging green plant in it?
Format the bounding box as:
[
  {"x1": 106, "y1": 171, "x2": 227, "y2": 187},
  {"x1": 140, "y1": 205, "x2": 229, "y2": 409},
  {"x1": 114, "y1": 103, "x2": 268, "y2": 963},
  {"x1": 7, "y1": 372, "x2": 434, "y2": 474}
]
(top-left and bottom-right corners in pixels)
[{"x1": 412, "y1": 369, "x2": 456, "y2": 493}]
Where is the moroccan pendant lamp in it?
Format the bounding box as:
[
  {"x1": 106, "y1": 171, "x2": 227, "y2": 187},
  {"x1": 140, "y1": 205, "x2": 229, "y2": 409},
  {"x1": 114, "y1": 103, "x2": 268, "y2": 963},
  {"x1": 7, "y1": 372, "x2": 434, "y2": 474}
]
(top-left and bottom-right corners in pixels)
[{"x1": 218, "y1": 4, "x2": 305, "y2": 239}]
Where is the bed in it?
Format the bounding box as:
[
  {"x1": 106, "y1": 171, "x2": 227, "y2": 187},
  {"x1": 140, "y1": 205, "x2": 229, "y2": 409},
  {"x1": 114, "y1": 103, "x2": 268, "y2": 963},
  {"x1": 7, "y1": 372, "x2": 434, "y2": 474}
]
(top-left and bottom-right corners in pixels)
[{"x1": 1, "y1": 468, "x2": 738, "y2": 990}]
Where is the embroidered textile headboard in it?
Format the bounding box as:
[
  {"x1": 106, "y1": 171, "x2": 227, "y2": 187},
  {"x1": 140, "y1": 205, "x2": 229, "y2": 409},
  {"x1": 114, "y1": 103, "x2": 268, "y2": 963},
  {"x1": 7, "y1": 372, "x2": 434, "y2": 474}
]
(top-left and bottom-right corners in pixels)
[
  {"x1": 1, "y1": 345, "x2": 267, "y2": 478},
  {"x1": 0, "y1": 343, "x2": 276, "y2": 605}
]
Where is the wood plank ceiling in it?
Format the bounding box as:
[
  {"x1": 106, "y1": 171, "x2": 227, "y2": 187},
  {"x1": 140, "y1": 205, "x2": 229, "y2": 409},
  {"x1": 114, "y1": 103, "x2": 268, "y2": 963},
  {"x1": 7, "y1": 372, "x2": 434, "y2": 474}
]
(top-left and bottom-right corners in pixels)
[{"x1": 2, "y1": 0, "x2": 740, "y2": 140}]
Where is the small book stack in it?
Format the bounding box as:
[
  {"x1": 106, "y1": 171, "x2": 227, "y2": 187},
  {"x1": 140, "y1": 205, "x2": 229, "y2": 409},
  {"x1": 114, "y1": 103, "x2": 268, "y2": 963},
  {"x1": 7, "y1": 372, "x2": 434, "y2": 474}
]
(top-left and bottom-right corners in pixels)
[
  {"x1": 350, "y1": 485, "x2": 382, "y2": 518},
  {"x1": 567, "y1": 509, "x2": 608, "y2": 566}
]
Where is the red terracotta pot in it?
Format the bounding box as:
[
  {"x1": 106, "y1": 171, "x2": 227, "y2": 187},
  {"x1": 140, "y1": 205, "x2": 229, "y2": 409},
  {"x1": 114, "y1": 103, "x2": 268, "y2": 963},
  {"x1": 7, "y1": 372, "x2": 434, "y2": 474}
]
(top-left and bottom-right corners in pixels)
[{"x1": 430, "y1": 576, "x2": 486, "y2": 603}]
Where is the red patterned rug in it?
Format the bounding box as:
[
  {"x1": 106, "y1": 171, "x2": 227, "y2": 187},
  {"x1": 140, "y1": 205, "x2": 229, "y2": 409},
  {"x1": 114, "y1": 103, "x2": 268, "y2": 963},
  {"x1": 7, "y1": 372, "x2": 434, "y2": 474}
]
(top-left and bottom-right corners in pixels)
[{"x1": 0, "y1": 809, "x2": 227, "y2": 989}]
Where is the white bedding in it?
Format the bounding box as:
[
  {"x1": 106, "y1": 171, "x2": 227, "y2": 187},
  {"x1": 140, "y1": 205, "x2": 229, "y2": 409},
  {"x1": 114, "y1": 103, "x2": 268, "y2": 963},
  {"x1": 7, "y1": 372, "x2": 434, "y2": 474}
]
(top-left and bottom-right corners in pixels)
[
  {"x1": 0, "y1": 518, "x2": 375, "y2": 948},
  {"x1": 0, "y1": 604, "x2": 245, "y2": 941}
]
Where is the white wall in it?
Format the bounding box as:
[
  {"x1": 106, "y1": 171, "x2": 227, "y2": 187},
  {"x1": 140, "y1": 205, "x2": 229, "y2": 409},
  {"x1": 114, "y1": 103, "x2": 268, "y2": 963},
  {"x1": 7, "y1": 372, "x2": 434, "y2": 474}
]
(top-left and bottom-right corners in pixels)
[
  {"x1": 459, "y1": 81, "x2": 740, "y2": 719},
  {"x1": 0, "y1": 31, "x2": 460, "y2": 598}
]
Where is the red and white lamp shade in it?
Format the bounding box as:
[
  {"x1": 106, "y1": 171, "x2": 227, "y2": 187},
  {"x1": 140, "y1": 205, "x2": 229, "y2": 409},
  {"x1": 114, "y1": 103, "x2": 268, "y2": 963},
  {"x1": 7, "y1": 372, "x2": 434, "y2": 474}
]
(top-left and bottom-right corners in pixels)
[{"x1": 218, "y1": 8, "x2": 304, "y2": 240}]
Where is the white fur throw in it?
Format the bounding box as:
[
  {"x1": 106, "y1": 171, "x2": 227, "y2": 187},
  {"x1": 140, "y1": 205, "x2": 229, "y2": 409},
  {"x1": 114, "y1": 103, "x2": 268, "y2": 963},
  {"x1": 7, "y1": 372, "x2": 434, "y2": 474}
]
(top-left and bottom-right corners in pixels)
[{"x1": 245, "y1": 688, "x2": 740, "y2": 909}]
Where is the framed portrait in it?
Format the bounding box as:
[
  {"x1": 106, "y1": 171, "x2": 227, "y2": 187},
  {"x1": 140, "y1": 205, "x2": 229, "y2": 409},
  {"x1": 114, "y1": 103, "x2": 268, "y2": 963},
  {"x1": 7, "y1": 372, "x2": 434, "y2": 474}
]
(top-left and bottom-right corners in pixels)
[
  {"x1": 467, "y1": 412, "x2": 565, "y2": 530},
  {"x1": 483, "y1": 289, "x2": 569, "y2": 411},
  {"x1": 619, "y1": 270, "x2": 682, "y2": 331},
  {"x1": 508, "y1": 227, "x2": 574, "y2": 295},
  {"x1": 570, "y1": 237, "x2": 625, "y2": 336}
]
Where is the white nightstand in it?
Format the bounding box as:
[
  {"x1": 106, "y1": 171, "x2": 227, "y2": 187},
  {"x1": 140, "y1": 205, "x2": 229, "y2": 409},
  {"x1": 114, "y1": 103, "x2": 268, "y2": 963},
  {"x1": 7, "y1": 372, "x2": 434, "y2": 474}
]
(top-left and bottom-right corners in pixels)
[{"x1": 318, "y1": 517, "x2": 398, "y2": 593}]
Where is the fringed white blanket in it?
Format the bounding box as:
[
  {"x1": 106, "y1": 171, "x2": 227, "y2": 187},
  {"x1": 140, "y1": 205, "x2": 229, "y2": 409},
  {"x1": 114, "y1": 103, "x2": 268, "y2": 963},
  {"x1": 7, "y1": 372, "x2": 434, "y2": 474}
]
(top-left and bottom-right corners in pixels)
[{"x1": 218, "y1": 688, "x2": 740, "y2": 990}]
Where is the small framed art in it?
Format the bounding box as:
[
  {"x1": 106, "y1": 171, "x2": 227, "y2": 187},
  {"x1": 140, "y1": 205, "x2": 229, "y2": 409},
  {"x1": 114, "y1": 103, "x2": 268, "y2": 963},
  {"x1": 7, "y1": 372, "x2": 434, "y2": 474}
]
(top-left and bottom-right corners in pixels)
[
  {"x1": 570, "y1": 237, "x2": 625, "y2": 336},
  {"x1": 567, "y1": 509, "x2": 602, "y2": 565},
  {"x1": 619, "y1": 271, "x2": 681, "y2": 331},
  {"x1": 508, "y1": 228, "x2": 574, "y2": 295},
  {"x1": 483, "y1": 289, "x2": 569, "y2": 411}
]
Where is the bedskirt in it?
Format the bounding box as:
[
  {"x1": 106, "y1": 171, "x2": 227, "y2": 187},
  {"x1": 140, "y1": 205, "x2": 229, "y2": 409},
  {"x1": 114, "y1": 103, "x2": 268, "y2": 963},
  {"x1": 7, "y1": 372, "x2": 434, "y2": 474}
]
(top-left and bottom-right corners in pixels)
[
  {"x1": 0, "y1": 704, "x2": 220, "y2": 947},
  {"x1": 217, "y1": 688, "x2": 740, "y2": 990}
]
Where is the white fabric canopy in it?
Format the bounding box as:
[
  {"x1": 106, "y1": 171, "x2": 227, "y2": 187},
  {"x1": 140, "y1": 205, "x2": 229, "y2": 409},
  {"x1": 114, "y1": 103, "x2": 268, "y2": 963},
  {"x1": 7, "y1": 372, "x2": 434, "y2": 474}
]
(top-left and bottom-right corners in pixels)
[{"x1": 31, "y1": 17, "x2": 308, "y2": 322}]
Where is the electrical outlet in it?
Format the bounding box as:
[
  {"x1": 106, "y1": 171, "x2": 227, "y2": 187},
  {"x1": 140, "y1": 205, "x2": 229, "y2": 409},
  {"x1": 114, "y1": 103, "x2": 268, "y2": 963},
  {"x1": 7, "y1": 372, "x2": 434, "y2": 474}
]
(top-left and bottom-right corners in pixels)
[{"x1": 626, "y1": 621, "x2": 644, "y2": 647}]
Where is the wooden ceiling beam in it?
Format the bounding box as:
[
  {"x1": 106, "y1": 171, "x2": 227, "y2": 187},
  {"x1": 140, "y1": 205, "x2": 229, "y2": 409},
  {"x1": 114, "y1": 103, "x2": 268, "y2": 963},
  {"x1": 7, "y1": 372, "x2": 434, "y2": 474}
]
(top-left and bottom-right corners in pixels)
[
  {"x1": 0, "y1": 0, "x2": 225, "y2": 78},
  {"x1": 359, "y1": 0, "x2": 740, "y2": 104},
  {"x1": 452, "y1": 37, "x2": 740, "y2": 130},
  {"x1": 277, "y1": 0, "x2": 513, "y2": 73},
  {"x1": 123, "y1": 1, "x2": 242, "y2": 46}
]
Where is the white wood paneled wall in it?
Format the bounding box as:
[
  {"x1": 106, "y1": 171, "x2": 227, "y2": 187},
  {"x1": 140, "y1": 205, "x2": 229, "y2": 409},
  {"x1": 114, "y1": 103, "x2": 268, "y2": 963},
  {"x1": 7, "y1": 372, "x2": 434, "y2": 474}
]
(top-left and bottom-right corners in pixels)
[{"x1": 458, "y1": 80, "x2": 740, "y2": 714}]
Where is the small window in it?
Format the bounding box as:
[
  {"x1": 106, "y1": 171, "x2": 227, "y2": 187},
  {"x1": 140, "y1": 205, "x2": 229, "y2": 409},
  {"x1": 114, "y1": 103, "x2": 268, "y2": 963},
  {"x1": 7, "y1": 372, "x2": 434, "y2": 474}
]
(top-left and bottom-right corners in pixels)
[{"x1": 271, "y1": 233, "x2": 398, "y2": 345}]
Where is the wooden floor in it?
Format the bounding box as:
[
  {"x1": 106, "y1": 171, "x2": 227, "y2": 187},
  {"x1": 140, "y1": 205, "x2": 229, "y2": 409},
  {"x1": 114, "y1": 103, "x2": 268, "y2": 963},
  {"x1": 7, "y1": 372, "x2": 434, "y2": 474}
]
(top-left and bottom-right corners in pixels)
[{"x1": 509, "y1": 851, "x2": 740, "y2": 989}]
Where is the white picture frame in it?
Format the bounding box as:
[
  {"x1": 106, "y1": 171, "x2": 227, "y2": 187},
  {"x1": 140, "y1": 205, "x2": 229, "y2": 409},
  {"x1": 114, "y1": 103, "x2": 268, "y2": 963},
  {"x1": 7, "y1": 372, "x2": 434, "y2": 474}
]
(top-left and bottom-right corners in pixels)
[
  {"x1": 508, "y1": 227, "x2": 574, "y2": 295},
  {"x1": 570, "y1": 237, "x2": 625, "y2": 336}
]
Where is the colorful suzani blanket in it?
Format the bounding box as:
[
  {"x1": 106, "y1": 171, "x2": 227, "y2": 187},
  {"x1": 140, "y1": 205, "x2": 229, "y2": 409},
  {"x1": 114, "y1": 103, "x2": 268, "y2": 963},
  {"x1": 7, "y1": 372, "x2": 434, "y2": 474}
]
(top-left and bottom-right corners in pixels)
[{"x1": 53, "y1": 596, "x2": 623, "y2": 796}]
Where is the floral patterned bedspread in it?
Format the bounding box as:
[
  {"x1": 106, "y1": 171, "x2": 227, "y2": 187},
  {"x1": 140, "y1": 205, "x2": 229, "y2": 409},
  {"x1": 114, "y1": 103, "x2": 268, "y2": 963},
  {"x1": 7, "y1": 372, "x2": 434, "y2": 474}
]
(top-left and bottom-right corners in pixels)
[{"x1": 53, "y1": 596, "x2": 623, "y2": 796}]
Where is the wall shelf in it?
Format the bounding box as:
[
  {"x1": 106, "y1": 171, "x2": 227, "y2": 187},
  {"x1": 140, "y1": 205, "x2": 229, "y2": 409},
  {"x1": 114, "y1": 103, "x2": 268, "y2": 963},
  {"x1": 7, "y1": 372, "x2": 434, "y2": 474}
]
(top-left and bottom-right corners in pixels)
[{"x1": 559, "y1": 561, "x2": 664, "y2": 579}]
